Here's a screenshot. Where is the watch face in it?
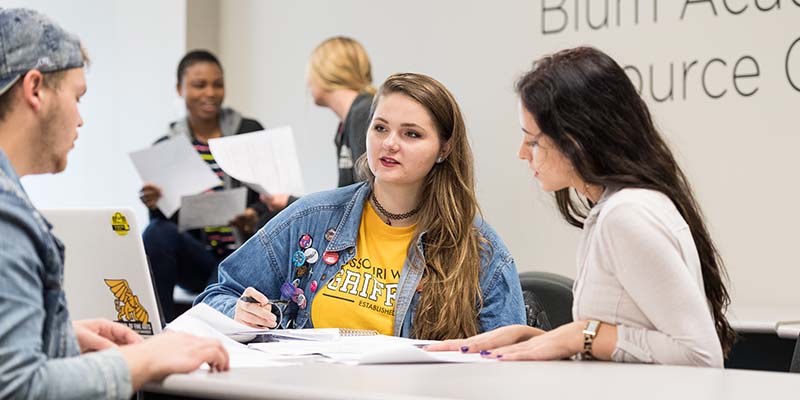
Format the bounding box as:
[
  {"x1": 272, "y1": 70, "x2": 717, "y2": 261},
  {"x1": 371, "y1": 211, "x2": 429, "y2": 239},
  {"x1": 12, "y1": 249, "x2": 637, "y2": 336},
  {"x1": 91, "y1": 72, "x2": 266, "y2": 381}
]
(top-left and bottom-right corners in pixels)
[{"x1": 584, "y1": 320, "x2": 600, "y2": 334}]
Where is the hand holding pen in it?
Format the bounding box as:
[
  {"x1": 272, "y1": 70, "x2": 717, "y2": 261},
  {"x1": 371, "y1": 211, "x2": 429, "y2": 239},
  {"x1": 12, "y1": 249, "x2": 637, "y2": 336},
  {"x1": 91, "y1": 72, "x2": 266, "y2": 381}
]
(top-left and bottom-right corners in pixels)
[{"x1": 235, "y1": 287, "x2": 278, "y2": 329}]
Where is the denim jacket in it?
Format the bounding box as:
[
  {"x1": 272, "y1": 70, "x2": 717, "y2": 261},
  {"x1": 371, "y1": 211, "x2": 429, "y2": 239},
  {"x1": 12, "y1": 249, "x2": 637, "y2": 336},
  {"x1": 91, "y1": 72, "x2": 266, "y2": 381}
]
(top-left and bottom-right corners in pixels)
[
  {"x1": 196, "y1": 182, "x2": 526, "y2": 336},
  {"x1": 0, "y1": 150, "x2": 131, "y2": 399}
]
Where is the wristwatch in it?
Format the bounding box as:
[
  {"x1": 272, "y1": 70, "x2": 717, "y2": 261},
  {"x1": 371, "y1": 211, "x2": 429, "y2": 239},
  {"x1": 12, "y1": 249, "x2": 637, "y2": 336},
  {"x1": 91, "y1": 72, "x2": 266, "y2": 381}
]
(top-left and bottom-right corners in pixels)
[{"x1": 581, "y1": 320, "x2": 601, "y2": 359}]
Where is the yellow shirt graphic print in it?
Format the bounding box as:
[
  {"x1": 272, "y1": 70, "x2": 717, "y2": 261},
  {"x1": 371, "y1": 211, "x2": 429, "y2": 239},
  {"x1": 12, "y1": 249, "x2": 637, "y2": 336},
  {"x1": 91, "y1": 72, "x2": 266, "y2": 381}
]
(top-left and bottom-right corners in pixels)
[{"x1": 311, "y1": 201, "x2": 415, "y2": 335}]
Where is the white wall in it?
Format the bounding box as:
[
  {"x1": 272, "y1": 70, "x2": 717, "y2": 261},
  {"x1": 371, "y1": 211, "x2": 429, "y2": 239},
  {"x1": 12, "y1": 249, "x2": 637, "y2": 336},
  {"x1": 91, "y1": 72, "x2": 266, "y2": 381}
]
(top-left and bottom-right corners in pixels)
[
  {"x1": 215, "y1": 0, "x2": 800, "y2": 308},
  {"x1": 186, "y1": 0, "x2": 220, "y2": 55},
  {"x1": 7, "y1": 1, "x2": 796, "y2": 309},
  {"x1": 5, "y1": 0, "x2": 187, "y2": 227}
]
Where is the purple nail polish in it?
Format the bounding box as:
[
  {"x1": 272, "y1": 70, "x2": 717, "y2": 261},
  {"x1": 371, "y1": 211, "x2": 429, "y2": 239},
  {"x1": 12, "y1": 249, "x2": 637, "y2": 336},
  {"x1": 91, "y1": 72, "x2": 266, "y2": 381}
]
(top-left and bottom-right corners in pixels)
[
  {"x1": 480, "y1": 350, "x2": 491, "y2": 356},
  {"x1": 460, "y1": 346, "x2": 469, "y2": 353},
  {"x1": 497, "y1": 355, "x2": 503, "y2": 359}
]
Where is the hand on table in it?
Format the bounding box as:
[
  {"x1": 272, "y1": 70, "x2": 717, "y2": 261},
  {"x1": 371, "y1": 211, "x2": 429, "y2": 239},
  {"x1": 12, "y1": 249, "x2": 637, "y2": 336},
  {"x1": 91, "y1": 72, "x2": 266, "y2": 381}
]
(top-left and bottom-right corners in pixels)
[
  {"x1": 72, "y1": 319, "x2": 143, "y2": 353},
  {"x1": 120, "y1": 331, "x2": 229, "y2": 390},
  {"x1": 425, "y1": 324, "x2": 544, "y2": 354}
]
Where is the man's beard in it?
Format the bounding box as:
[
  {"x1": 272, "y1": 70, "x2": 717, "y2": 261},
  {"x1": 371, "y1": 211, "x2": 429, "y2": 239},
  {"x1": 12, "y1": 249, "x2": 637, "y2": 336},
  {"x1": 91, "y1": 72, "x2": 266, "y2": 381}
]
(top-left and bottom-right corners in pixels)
[{"x1": 35, "y1": 102, "x2": 67, "y2": 173}]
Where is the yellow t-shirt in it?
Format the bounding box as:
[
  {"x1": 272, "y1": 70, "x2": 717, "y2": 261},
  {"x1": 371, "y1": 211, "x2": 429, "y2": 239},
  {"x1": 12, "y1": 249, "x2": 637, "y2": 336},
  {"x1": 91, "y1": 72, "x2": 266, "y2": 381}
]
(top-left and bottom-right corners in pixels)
[{"x1": 310, "y1": 201, "x2": 415, "y2": 335}]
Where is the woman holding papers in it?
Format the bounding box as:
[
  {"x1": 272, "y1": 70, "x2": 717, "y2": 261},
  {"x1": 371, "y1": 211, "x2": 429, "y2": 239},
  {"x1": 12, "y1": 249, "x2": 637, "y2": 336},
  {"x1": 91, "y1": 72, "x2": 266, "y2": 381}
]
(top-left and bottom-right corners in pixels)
[
  {"x1": 262, "y1": 36, "x2": 376, "y2": 212},
  {"x1": 138, "y1": 50, "x2": 273, "y2": 321},
  {"x1": 196, "y1": 73, "x2": 529, "y2": 339},
  {"x1": 428, "y1": 47, "x2": 733, "y2": 367}
]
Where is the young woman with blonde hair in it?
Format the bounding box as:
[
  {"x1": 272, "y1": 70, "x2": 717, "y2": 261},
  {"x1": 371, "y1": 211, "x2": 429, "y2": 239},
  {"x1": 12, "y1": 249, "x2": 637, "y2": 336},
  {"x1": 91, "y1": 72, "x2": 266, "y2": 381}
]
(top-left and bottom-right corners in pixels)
[
  {"x1": 264, "y1": 36, "x2": 377, "y2": 211},
  {"x1": 197, "y1": 73, "x2": 526, "y2": 339}
]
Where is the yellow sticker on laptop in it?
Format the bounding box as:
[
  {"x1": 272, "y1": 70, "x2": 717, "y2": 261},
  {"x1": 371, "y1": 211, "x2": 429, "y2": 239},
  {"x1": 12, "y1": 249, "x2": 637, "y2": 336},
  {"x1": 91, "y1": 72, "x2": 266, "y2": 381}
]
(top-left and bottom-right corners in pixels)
[
  {"x1": 105, "y1": 279, "x2": 154, "y2": 335},
  {"x1": 111, "y1": 212, "x2": 130, "y2": 236}
]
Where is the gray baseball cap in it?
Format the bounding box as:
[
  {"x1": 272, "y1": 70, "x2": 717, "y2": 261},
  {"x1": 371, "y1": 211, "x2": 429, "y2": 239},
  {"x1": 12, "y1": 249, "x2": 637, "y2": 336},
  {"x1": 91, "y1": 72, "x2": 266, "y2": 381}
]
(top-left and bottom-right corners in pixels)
[{"x1": 0, "y1": 8, "x2": 84, "y2": 96}]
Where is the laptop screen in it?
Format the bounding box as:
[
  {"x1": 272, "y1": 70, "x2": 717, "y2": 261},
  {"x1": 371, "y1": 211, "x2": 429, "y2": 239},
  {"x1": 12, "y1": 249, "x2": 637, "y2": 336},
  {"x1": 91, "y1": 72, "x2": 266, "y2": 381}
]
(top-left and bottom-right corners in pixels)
[{"x1": 40, "y1": 208, "x2": 163, "y2": 336}]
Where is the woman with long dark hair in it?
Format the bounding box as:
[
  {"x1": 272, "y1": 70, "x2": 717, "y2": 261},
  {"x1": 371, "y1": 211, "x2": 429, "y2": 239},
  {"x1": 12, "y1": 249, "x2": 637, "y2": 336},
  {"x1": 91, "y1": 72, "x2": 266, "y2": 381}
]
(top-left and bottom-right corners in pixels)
[{"x1": 429, "y1": 47, "x2": 734, "y2": 367}]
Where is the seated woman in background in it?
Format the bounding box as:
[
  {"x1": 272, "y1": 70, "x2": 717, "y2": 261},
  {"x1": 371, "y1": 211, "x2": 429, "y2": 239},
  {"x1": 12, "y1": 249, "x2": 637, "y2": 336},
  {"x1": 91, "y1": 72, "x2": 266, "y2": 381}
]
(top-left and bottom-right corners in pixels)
[
  {"x1": 138, "y1": 50, "x2": 273, "y2": 321},
  {"x1": 262, "y1": 36, "x2": 376, "y2": 212},
  {"x1": 429, "y1": 47, "x2": 734, "y2": 367},
  {"x1": 195, "y1": 73, "x2": 528, "y2": 339}
]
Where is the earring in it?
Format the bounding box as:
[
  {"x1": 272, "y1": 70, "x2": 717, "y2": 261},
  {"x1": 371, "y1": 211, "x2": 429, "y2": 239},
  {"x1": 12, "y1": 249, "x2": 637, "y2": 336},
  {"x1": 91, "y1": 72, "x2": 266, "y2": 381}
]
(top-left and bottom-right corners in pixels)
[{"x1": 436, "y1": 157, "x2": 444, "y2": 164}]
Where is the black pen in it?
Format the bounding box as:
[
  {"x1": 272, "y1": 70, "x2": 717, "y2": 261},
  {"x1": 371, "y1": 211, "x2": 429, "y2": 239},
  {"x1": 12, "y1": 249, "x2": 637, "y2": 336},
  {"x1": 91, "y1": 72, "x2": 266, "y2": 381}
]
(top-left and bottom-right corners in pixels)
[
  {"x1": 240, "y1": 295, "x2": 288, "y2": 306},
  {"x1": 239, "y1": 295, "x2": 262, "y2": 305}
]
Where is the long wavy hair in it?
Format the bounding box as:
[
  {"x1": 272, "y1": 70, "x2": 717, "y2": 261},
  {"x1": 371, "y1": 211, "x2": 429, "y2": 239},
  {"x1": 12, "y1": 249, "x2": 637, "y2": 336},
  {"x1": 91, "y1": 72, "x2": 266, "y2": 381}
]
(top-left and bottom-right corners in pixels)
[
  {"x1": 516, "y1": 46, "x2": 735, "y2": 355},
  {"x1": 307, "y1": 36, "x2": 376, "y2": 95},
  {"x1": 355, "y1": 73, "x2": 485, "y2": 340}
]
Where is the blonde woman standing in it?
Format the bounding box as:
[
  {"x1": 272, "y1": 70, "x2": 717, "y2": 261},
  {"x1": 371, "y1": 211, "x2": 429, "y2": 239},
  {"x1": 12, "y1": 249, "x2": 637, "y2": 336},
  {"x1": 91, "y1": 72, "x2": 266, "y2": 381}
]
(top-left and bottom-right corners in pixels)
[
  {"x1": 197, "y1": 73, "x2": 526, "y2": 339},
  {"x1": 264, "y1": 37, "x2": 376, "y2": 211}
]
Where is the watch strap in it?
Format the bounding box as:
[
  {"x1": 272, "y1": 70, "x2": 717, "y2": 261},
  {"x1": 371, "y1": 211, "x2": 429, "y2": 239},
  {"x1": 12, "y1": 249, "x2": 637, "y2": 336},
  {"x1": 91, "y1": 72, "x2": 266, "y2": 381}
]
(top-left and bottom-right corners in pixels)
[{"x1": 581, "y1": 320, "x2": 601, "y2": 359}]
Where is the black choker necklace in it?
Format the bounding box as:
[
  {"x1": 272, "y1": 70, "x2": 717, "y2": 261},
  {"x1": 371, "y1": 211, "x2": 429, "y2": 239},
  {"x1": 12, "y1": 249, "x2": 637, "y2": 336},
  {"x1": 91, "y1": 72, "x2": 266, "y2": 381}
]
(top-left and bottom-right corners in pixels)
[{"x1": 370, "y1": 192, "x2": 420, "y2": 226}]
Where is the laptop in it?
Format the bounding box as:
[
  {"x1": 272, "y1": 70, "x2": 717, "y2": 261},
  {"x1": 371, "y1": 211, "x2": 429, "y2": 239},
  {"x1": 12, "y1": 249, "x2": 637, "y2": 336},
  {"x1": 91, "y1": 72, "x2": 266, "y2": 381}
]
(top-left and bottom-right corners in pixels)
[{"x1": 40, "y1": 207, "x2": 163, "y2": 336}]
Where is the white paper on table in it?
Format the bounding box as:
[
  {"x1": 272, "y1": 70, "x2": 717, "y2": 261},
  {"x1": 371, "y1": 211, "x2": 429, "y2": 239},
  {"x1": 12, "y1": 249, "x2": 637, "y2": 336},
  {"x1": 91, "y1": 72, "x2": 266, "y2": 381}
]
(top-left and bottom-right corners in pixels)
[
  {"x1": 248, "y1": 335, "x2": 493, "y2": 365},
  {"x1": 129, "y1": 135, "x2": 222, "y2": 217},
  {"x1": 208, "y1": 126, "x2": 304, "y2": 196},
  {"x1": 170, "y1": 303, "x2": 262, "y2": 339},
  {"x1": 167, "y1": 304, "x2": 294, "y2": 368},
  {"x1": 177, "y1": 187, "x2": 247, "y2": 231},
  {"x1": 226, "y1": 328, "x2": 367, "y2": 342}
]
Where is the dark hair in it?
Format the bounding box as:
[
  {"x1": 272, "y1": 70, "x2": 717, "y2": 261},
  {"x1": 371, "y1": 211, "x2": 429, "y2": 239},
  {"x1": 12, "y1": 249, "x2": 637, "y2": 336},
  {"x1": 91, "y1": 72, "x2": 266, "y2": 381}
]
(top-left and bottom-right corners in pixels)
[
  {"x1": 177, "y1": 50, "x2": 222, "y2": 86},
  {"x1": 516, "y1": 46, "x2": 735, "y2": 356},
  {"x1": 0, "y1": 81, "x2": 20, "y2": 122}
]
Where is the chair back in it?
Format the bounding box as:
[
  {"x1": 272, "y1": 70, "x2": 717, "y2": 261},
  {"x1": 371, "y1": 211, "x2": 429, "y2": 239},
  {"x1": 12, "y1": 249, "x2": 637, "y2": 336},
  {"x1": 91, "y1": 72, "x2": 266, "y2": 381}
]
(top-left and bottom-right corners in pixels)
[{"x1": 519, "y1": 271, "x2": 574, "y2": 329}]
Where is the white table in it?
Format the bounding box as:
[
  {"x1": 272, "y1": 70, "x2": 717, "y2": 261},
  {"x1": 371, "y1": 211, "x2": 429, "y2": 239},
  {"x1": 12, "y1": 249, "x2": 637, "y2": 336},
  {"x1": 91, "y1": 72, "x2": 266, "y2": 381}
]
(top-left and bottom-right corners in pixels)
[
  {"x1": 778, "y1": 323, "x2": 800, "y2": 340},
  {"x1": 727, "y1": 305, "x2": 800, "y2": 334},
  {"x1": 143, "y1": 360, "x2": 800, "y2": 400}
]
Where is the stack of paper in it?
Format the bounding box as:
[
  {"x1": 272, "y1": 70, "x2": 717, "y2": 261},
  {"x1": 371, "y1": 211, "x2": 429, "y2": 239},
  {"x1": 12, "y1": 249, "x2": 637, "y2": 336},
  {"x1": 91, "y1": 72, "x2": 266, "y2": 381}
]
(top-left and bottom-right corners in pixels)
[
  {"x1": 177, "y1": 187, "x2": 247, "y2": 231},
  {"x1": 248, "y1": 335, "x2": 494, "y2": 365},
  {"x1": 166, "y1": 304, "x2": 291, "y2": 368},
  {"x1": 129, "y1": 135, "x2": 223, "y2": 217},
  {"x1": 170, "y1": 304, "x2": 495, "y2": 366},
  {"x1": 208, "y1": 126, "x2": 305, "y2": 196}
]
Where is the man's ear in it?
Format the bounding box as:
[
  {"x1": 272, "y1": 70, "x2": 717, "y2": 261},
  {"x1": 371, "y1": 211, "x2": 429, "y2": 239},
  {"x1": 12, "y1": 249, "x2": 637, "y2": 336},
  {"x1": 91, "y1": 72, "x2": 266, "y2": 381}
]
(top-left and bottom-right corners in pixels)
[
  {"x1": 176, "y1": 82, "x2": 183, "y2": 98},
  {"x1": 20, "y1": 70, "x2": 45, "y2": 112}
]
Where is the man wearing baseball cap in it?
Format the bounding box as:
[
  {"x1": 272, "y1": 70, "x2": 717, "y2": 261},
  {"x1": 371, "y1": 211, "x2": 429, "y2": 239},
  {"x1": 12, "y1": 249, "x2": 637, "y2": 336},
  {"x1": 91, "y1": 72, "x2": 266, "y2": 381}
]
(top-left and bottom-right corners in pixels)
[{"x1": 0, "y1": 8, "x2": 229, "y2": 399}]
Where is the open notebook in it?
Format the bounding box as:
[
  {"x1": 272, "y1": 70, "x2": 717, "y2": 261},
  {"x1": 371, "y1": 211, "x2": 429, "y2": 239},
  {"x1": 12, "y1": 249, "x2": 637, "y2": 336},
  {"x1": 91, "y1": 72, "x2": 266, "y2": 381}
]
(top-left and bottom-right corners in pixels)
[
  {"x1": 247, "y1": 335, "x2": 493, "y2": 365},
  {"x1": 229, "y1": 327, "x2": 380, "y2": 342},
  {"x1": 170, "y1": 304, "x2": 493, "y2": 365}
]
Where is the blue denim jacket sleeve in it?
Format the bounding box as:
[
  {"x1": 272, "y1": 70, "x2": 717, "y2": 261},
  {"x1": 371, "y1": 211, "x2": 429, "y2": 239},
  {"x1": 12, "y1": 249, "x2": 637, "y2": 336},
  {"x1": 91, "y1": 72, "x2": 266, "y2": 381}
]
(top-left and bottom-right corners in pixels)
[
  {"x1": 0, "y1": 190, "x2": 131, "y2": 399},
  {"x1": 475, "y1": 220, "x2": 527, "y2": 332}
]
